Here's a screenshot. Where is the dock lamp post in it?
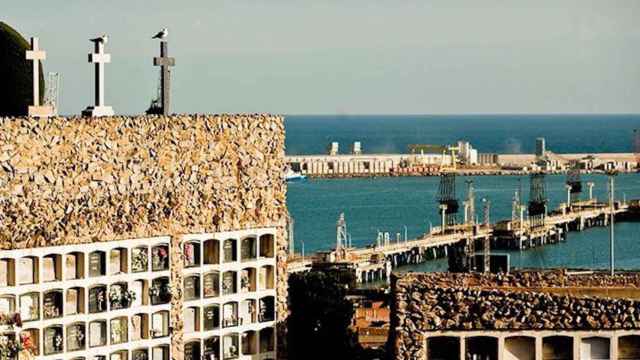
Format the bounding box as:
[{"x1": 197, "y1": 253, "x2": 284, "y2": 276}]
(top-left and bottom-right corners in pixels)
[
  {"x1": 404, "y1": 225, "x2": 408, "y2": 242},
  {"x1": 587, "y1": 182, "x2": 595, "y2": 201}
]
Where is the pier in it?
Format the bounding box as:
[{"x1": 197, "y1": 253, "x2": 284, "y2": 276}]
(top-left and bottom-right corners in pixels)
[{"x1": 288, "y1": 172, "x2": 640, "y2": 284}]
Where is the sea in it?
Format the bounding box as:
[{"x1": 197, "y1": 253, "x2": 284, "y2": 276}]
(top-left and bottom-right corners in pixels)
[{"x1": 284, "y1": 115, "x2": 640, "y2": 272}]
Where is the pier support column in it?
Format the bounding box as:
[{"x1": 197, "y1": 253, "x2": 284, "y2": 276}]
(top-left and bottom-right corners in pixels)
[{"x1": 535, "y1": 336, "x2": 542, "y2": 360}]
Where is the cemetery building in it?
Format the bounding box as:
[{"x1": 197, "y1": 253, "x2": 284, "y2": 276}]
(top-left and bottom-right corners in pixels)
[
  {"x1": 390, "y1": 270, "x2": 640, "y2": 360},
  {"x1": 0, "y1": 114, "x2": 288, "y2": 360}
]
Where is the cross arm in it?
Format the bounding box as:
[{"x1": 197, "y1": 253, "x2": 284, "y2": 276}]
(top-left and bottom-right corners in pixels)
[
  {"x1": 26, "y1": 50, "x2": 46, "y2": 61},
  {"x1": 154, "y1": 57, "x2": 176, "y2": 67},
  {"x1": 89, "y1": 53, "x2": 111, "y2": 63}
]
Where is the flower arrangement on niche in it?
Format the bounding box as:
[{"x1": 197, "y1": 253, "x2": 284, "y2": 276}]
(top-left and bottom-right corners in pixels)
[
  {"x1": 132, "y1": 248, "x2": 149, "y2": 272},
  {"x1": 109, "y1": 286, "x2": 136, "y2": 309},
  {"x1": 20, "y1": 332, "x2": 36, "y2": 356},
  {"x1": 0, "y1": 313, "x2": 21, "y2": 328},
  {"x1": 53, "y1": 333, "x2": 63, "y2": 352},
  {"x1": 96, "y1": 289, "x2": 106, "y2": 312},
  {"x1": 43, "y1": 302, "x2": 60, "y2": 319},
  {"x1": 0, "y1": 336, "x2": 21, "y2": 359}
]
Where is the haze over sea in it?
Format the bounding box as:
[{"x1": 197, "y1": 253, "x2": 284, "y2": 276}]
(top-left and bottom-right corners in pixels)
[{"x1": 285, "y1": 115, "x2": 640, "y2": 271}]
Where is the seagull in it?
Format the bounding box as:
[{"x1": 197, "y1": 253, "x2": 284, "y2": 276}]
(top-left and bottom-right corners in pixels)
[
  {"x1": 90, "y1": 34, "x2": 108, "y2": 44},
  {"x1": 152, "y1": 28, "x2": 168, "y2": 40}
]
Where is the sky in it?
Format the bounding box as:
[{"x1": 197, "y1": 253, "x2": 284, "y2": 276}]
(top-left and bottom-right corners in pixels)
[{"x1": 5, "y1": 1, "x2": 640, "y2": 115}]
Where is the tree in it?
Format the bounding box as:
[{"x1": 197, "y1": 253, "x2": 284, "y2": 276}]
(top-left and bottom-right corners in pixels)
[
  {"x1": 0, "y1": 22, "x2": 44, "y2": 116},
  {"x1": 287, "y1": 270, "x2": 360, "y2": 360}
]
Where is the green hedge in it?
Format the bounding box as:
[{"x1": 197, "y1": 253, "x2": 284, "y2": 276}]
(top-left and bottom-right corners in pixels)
[{"x1": 0, "y1": 22, "x2": 44, "y2": 116}]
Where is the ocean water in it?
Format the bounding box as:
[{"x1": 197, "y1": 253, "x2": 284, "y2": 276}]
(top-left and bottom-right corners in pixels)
[
  {"x1": 285, "y1": 115, "x2": 640, "y2": 270},
  {"x1": 284, "y1": 114, "x2": 640, "y2": 155}
]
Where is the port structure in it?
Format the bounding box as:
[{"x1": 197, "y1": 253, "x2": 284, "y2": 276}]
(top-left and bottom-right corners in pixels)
[
  {"x1": 566, "y1": 161, "x2": 582, "y2": 206},
  {"x1": 463, "y1": 180, "x2": 476, "y2": 271},
  {"x1": 528, "y1": 173, "x2": 547, "y2": 228},
  {"x1": 437, "y1": 173, "x2": 459, "y2": 229}
]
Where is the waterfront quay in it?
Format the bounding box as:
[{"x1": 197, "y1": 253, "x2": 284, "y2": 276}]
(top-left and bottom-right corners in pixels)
[
  {"x1": 288, "y1": 199, "x2": 640, "y2": 284},
  {"x1": 286, "y1": 152, "x2": 637, "y2": 178}
]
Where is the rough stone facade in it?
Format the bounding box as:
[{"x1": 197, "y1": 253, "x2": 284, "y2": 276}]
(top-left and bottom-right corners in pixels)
[
  {"x1": 0, "y1": 114, "x2": 289, "y2": 358},
  {"x1": 170, "y1": 234, "x2": 185, "y2": 359},
  {"x1": 390, "y1": 270, "x2": 640, "y2": 360}
]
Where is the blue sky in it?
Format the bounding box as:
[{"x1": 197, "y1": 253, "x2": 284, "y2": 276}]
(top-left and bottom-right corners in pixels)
[{"x1": 5, "y1": 1, "x2": 640, "y2": 115}]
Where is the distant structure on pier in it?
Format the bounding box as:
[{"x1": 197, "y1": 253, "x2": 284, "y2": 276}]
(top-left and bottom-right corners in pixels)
[
  {"x1": 566, "y1": 162, "x2": 582, "y2": 204},
  {"x1": 536, "y1": 137, "x2": 546, "y2": 157},
  {"x1": 528, "y1": 173, "x2": 547, "y2": 228},
  {"x1": 437, "y1": 173, "x2": 459, "y2": 227},
  {"x1": 351, "y1": 141, "x2": 362, "y2": 155},
  {"x1": 328, "y1": 141, "x2": 339, "y2": 155}
]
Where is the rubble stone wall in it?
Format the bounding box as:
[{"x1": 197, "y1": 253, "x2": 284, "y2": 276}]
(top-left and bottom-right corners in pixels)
[
  {"x1": 0, "y1": 114, "x2": 289, "y2": 358},
  {"x1": 0, "y1": 114, "x2": 287, "y2": 247},
  {"x1": 413, "y1": 269, "x2": 640, "y2": 289},
  {"x1": 390, "y1": 272, "x2": 640, "y2": 360}
]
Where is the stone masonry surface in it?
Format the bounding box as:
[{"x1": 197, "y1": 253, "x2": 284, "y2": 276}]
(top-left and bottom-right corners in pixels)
[
  {"x1": 0, "y1": 114, "x2": 289, "y2": 359},
  {"x1": 0, "y1": 114, "x2": 287, "y2": 247},
  {"x1": 390, "y1": 270, "x2": 640, "y2": 360}
]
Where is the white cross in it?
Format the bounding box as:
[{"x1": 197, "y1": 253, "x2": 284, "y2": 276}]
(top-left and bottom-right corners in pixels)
[
  {"x1": 82, "y1": 40, "x2": 114, "y2": 117},
  {"x1": 25, "y1": 37, "x2": 54, "y2": 117},
  {"x1": 89, "y1": 41, "x2": 111, "y2": 107},
  {"x1": 25, "y1": 37, "x2": 45, "y2": 107}
]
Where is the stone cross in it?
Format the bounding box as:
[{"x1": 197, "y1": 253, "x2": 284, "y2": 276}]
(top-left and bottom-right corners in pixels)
[
  {"x1": 153, "y1": 41, "x2": 175, "y2": 115},
  {"x1": 25, "y1": 37, "x2": 53, "y2": 117},
  {"x1": 82, "y1": 39, "x2": 114, "y2": 117}
]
